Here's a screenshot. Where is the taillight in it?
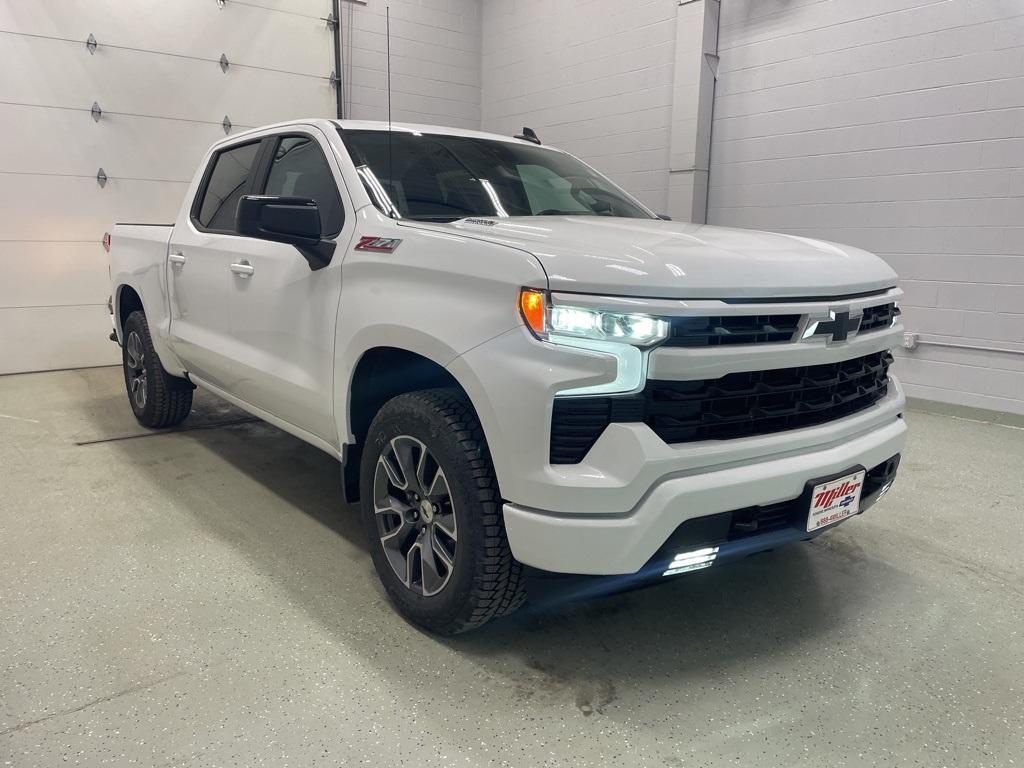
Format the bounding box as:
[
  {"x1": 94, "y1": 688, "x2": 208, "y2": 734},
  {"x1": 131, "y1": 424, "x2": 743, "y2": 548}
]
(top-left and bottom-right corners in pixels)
[{"x1": 102, "y1": 232, "x2": 111, "y2": 252}]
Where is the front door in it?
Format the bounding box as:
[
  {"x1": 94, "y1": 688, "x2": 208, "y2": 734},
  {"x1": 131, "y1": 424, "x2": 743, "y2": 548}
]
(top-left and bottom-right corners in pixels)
[{"x1": 225, "y1": 129, "x2": 351, "y2": 445}]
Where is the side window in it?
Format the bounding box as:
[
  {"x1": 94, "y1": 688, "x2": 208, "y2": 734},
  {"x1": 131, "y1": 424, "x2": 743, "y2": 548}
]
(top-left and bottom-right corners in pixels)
[
  {"x1": 262, "y1": 136, "x2": 344, "y2": 237},
  {"x1": 195, "y1": 141, "x2": 261, "y2": 232}
]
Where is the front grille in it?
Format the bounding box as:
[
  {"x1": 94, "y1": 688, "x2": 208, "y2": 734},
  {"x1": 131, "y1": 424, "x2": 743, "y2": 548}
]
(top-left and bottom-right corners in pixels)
[
  {"x1": 859, "y1": 302, "x2": 900, "y2": 332},
  {"x1": 656, "y1": 298, "x2": 900, "y2": 348},
  {"x1": 550, "y1": 351, "x2": 892, "y2": 464},
  {"x1": 664, "y1": 314, "x2": 800, "y2": 347},
  {"x1": 550, "y1": 396, "x2": 644, "y2": 465}
]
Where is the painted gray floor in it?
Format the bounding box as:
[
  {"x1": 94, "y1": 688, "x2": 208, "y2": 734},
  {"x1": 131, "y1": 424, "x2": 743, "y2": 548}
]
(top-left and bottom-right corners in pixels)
[{"x1": 1, "y1": 367, "x2": 1021, "y2": 767}]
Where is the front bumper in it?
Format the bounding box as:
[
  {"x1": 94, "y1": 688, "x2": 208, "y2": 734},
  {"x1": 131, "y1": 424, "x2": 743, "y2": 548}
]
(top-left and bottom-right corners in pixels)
[
  {"x1": 445, "y1": 292, "x2": 908, "y2": 577},
  {"x1": 503, "y1": 413, "x2": 906, "y2": 575}
]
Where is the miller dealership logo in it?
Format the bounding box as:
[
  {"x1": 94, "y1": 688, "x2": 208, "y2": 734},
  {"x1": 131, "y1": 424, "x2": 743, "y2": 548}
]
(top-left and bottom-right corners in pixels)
[
  {"x1": 813, "y1": 478, "x2": 863, "y2": 509},
  {"x1": 802, "y1": 308, "x2": 862, "y2": 344}
]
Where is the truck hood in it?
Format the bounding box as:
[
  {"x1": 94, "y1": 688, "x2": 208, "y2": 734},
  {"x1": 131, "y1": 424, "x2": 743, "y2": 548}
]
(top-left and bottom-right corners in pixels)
[{"x1": 433, "y1": 217, "x2": 897, "y2": 299}]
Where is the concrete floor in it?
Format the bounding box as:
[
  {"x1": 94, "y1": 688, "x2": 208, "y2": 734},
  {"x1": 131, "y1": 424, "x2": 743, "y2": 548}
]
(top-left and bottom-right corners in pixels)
[{"x1": 1, "y1": 367, "x2": 1022, "y2": 768}]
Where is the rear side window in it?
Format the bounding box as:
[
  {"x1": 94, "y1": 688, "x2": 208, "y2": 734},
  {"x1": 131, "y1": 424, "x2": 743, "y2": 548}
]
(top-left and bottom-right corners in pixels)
[
  {"x1": 195, "y1": 141, "x2": 261, "y2": 232},
  {"x1": 261, "y1": 136, "x2": 344, "y2": 237}
]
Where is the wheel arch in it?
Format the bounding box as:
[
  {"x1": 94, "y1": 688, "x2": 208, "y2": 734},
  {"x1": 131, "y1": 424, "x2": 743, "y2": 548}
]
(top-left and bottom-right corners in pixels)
[
  {"x1": 342, "y1": 345, "x2": 485, "y2": 503},
  {"x1": 114, "y1": 283, "x2": 144, "y2": 340}
]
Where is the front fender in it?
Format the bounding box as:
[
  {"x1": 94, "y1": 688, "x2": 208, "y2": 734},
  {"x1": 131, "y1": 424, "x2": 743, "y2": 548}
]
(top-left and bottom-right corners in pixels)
[
  {"x1": 334, "y1": 323, "x2": 470, "y2": 445},
  {"x1": 332, "y1": 210, "x2": 548, "y2": 450}
]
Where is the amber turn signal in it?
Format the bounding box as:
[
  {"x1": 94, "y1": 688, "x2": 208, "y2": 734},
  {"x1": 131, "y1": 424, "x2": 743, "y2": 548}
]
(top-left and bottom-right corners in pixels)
[{"x1": 519, "y1": 288, "x2": 546, "y2": 336}]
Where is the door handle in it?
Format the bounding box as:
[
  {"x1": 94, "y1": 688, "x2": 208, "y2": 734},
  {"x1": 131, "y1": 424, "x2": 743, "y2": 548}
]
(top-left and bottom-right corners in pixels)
[
  {"x1": 168, "y1": 253, "x2": 186, "y2": 266},
  {"x1": 230, "y1": 260, "x2": 254, "y2": 278}
]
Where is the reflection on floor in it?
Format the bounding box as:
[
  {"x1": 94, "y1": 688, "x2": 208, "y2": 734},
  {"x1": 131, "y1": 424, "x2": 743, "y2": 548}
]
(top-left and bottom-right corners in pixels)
[{"x1": 1, "y1": 366, "x2": 1021, "y2": 766}]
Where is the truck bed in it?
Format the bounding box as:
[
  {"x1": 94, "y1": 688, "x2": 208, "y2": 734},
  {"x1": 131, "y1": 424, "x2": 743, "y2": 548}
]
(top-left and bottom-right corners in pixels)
[
  {"x1": 108, "y1": 223, "x2": 176, "y2": 345},
  {"x1": 110, "y1": 223, "x2": 174, "y2": 272}
]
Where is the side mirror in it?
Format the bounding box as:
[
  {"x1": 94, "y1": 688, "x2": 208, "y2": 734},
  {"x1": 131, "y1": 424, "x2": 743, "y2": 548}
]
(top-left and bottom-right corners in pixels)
[{"x1": 235, "y1": 195, "x2": 335, "y2": 270}]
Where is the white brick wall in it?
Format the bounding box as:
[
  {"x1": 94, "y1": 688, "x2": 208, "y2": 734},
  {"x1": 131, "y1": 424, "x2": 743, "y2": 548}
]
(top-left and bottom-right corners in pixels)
[
  {"x1": 480, "y1": 0, "x2": 678, "y2": 213},
  {"x1": 708, "y1": 0, "x2": 1024, "y2": 415},
  {"x1": 341, "y1": 0, "x2": 482, "y2": 128}
]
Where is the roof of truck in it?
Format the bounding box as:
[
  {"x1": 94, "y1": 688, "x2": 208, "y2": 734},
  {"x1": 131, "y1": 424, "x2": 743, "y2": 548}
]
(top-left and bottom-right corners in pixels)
[
  {"x1": 335, "y1": 120, "x2": 543, "y2": 146},
  {"x1": 218, "y1": 118, "x2": 549, "y2": 148}
]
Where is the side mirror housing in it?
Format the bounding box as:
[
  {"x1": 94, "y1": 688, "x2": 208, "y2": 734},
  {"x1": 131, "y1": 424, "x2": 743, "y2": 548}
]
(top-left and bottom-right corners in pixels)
[{"x1": 235, "y1": 195, "x2": 335, "y2": 270}]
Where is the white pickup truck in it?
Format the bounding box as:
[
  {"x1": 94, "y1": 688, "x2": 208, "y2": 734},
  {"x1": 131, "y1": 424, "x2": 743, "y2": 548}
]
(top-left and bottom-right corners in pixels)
[{"x1": 108, "y1": 119, "x2": 906, "y2": 633}]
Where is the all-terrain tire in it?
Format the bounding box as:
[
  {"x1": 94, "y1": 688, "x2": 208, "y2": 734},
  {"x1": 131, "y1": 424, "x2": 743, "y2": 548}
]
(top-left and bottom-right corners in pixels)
[
  {"x1": 121, "y1": 310, "x2": 194, "y2": 428},
  {"x1": 359, "y1": 388, "x2": 526, "y2": 634}
]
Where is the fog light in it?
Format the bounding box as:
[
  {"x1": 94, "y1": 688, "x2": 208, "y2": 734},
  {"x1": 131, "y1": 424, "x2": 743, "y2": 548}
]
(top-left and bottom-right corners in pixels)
[{"x1": 662, "y1": 546, "x2": 719, "y2": 576}]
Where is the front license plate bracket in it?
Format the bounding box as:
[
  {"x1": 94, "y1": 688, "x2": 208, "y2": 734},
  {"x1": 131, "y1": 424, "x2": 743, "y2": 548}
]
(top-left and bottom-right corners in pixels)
[{"x1": 805, "y1": 467, "x2": 867, "y2": 532}]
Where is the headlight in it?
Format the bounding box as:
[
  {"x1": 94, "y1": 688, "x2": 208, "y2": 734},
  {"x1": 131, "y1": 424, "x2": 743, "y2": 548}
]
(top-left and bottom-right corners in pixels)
[
  {"x1": 518, "y1": 289, "x2": 668, "y2": 397},
  {"x1": 519, "y1": 289, "x2": 668, "y2": 346}
]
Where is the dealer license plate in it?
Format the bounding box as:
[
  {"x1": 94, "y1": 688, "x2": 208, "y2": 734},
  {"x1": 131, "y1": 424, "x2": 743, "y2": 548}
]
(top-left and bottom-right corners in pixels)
[{"x1": 806, "y1": 470, "x2": 866, "y2": 532}]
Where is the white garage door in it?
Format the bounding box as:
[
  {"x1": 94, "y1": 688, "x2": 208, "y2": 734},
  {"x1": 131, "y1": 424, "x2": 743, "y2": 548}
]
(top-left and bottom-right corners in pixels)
[{"x1": 0, "y1": 0, "x2": 336, "y2": 374}]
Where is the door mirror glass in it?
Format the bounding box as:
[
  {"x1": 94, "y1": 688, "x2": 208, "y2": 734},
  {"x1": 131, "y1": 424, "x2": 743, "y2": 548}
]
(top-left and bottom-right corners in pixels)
[{"x1": 236, "y1": 195, "x2": 335, "y2": 270}]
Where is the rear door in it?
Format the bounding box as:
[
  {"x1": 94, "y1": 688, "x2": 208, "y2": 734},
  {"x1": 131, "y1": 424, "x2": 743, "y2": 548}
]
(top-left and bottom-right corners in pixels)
[
  {"x1": 167, "y1": 139, "x2": 263, "y2": 389},
  {"x1": 224, "y1": 128, "x2": 352, "y2": 445}
]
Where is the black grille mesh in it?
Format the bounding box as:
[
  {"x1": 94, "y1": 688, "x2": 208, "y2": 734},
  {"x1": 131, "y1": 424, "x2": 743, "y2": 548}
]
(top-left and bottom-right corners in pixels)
[
  {"x1": 664, "y1": 314, "x2": 800, "y2": 347},
  {"x1": 550, "y1": 352, "x2": 892, "y2": 464},
  {"x1": 859, "y1": 303, "x2": 900, "y2": 332},
  {"x1": 661, "y1": 302, "x2": 898, "y2": 349}
]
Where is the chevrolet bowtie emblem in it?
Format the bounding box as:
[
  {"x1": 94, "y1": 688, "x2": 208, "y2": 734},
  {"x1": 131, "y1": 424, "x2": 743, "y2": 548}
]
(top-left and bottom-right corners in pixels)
[{"x1": 802, "y1": 309, "x2": 861, "y2": 344}]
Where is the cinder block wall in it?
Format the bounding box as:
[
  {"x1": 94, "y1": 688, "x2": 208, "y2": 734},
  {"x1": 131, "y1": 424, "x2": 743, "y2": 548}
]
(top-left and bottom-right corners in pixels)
[
  {"x1": 341, "y1": 0, "x2": 482, "y2": 128},
  {"x1": 480, "y1": 0, "x2": 679, "y2": 213},
  {"x1": 708, "y1": 0, "x2": 1024, "y2": 414}
]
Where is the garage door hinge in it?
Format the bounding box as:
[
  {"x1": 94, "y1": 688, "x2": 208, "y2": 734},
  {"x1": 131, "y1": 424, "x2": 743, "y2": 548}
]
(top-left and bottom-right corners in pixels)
[
  {"x1": 91, "y1": 102, "x2": 102, "y2": 122},
  {"x1": 96, "y1": 168, "x2": 107, "y2": 188},
  {"x1": 86, "y1": 33, "x2": 97, "y2": 54},
  {"x1": 222, "y1": 115, "x2": 232, "y2": 134},
  {"x1": 220, "y1": 53, "x2": 229, "y2": 72},
  {"x1": 325, "y1": 12, "x2": 338, "y2": 30}
]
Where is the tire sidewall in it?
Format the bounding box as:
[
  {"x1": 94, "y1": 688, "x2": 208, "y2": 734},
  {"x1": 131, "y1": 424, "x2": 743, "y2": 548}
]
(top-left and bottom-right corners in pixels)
[
  {"x1": 122, "y1": 312, "x2": 158, "y2": 423},
  {"x1": 359, "y1": 395, "x2": 490, "y2": 630}
]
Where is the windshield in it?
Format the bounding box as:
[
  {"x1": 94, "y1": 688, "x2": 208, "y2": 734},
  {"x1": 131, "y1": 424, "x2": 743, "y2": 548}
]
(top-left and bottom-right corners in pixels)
[{"x1": 338, "y1": 129, "x2": 655, "y2": 222}]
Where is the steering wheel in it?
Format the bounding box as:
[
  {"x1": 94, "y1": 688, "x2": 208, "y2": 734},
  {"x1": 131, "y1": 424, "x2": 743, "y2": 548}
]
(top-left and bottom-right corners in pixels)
[{"x1": 564, "y1": 180, "x2": 613, "y2": 214}]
